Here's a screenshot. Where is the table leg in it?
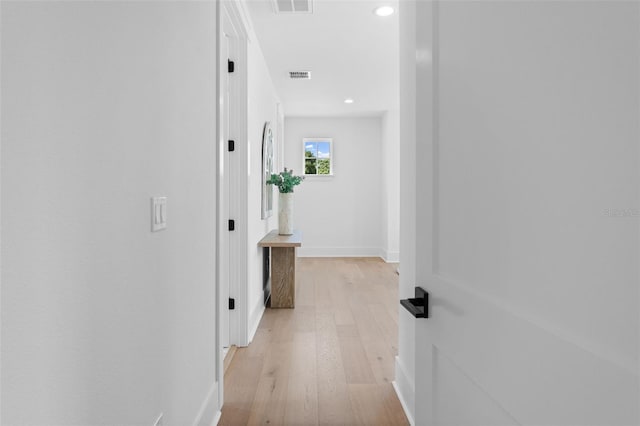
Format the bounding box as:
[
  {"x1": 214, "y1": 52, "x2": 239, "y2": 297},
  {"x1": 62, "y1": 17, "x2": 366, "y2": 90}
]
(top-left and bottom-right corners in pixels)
[{"x1": 270, "y1": 246, "x2": 296, "y2": 308}]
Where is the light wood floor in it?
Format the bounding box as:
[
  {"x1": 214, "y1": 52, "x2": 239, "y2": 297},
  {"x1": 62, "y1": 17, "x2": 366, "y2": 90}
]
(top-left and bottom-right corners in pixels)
[{"x1": 219, "y1": 257, "x2": 409, "y2": 426}]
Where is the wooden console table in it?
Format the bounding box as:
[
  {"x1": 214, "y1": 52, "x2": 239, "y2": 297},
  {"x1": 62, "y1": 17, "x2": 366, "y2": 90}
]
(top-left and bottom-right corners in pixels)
[{"x1": 258, "y1": 230, "x2": 302, "y2": 308}]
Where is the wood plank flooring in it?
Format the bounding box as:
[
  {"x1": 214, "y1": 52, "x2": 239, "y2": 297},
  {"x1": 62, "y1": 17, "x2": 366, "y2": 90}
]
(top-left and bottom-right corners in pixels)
[{"x1": 219, "y1": 257, "x2": 408, "y2": 426}]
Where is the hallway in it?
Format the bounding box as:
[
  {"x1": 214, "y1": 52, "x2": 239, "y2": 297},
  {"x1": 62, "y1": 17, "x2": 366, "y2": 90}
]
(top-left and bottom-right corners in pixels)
[{"x1": 219, "y1": 258, "x2": 408, "y2": 425}]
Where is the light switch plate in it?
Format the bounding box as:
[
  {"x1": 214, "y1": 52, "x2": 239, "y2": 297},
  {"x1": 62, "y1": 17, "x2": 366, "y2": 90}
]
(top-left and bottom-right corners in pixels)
[{"x1": 151, "y1": 197, "x2": 167, "y2": 232}]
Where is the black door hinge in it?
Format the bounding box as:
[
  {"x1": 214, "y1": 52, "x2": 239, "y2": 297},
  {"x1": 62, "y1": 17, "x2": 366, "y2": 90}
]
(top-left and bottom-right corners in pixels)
[
  {"x1": 228, "y1": 219, "x2": 235, "y2": 231},
  {"x1": 229, "y1": 298, "x2": 235, "y2": 310},
  {"x1": 228, "y1": 60, "x2": 235, "y2": 73},
  {"x1": 228, "y1": 140, "x2": 235, "y2": 152}
]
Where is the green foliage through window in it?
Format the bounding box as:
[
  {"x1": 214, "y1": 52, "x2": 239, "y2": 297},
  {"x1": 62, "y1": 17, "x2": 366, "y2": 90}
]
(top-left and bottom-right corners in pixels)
[
  {"x1": 303, "y1": 140, "x2": 332, "y2": 175},
  {"x1": 305, "y1": 159, "x2": 317, "y2": 174},
  {"x1": 317, "y1": 159, "x2": 330, "y2": 174}
]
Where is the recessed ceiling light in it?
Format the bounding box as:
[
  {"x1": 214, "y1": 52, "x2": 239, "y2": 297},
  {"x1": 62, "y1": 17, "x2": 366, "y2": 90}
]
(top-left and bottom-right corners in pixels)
[
  {"x1": 374, "y1": 6, "x2": 394, "y2": 17},
  {"x1": 344, "y1": 98, "x2": 354, "y2": 104}
]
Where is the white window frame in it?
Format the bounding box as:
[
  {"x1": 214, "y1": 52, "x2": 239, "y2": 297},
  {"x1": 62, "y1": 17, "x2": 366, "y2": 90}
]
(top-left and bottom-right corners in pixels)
[{"x1": 302, "y1": 137, "x2": 333, "y2": 176}]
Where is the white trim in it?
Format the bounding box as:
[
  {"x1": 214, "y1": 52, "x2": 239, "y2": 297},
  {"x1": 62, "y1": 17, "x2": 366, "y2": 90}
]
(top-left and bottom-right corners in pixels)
[
  {"x1": 297, "y1": 246, "x2": 383, "y2": 258},
  {"x1": 381, "y1": 250, "x2": 400, "y2": 263},
  {"x1": 300, "y1": 175, "x2": 334, "y2": 180},
  {"x1": 0, "y1": 0, "x2": 3, "y2": 421},
  {"x1": 393, "y1": 356, "x2": 416, "y2": 426},
  {"x1": 638, "y1": 4, "x2": 640, "y2": 414},
  {"x1": 286, "y1": 112, "x2": 385, "y2": 119},
  {"x1": 302, "y1": 137, "x2": 333, "y2": 176},
  {"x1": 392, "y1": 382, "x2": 414, "y2": 426},
  {"x1": 297, "y1": 247, "x2": 400, "y2": 263},
  {"x1": 411, "y1": 1, "x2": 436, "y2": 423},
  {"x1": 215, "y1": 0, "x2": 225, "y2": 413},
  {"x1": 217, "y1": 0, "x2": 253, "y2": 410},
  {"x1": 211, "y1": 411, "x2": 222, "y2": 426},
  {"x1": 221, "y1": 0, "x2": 251, "y2": 350},
  {"x1": 192, "y1": 382, "x2": 220, "y2": 426},
  {"x1": 224, "y1": 0, "x2": 251, "y2": 40},
  {"x1": 230, "y1": 32, "x2": 250, "y2": 348},
  {"x1": 248, "y1": 298, "x2": 266, "y2": 344}
]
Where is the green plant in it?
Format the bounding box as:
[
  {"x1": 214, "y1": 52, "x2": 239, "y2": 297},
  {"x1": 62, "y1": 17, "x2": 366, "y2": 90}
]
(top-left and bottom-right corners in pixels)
[
  {"x1": 317, "y1": 159, "x2": 330, "y2": 175},
  {"x1": 266, "y1": 168, "x2": 304, "y2": 193}
]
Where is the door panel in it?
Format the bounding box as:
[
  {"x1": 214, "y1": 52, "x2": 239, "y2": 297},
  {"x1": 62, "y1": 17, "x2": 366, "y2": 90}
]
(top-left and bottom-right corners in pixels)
[
  {"x1": 436, "y1": 1, "x2": 639, "y2": 367},
  {"x1": 425, "y1": 278, "x2": 637, "y2": 425},
  {"x1": 413, "y1": 2, "x2": 640, "y2": 425},
  {"x1": 434, "y1": 346, "x2": 514, "y2": 426}
]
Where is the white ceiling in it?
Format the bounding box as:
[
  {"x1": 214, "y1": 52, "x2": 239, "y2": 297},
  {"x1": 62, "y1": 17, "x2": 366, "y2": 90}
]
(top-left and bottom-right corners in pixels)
[{"x1": 245, "y1": 0, "x2": 399, "y2": 117}]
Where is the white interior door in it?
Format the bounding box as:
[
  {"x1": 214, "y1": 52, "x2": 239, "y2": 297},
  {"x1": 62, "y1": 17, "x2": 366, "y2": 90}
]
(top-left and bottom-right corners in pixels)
[{"x1": 412, "y1": 2, "x2": 639, "y2": 425}]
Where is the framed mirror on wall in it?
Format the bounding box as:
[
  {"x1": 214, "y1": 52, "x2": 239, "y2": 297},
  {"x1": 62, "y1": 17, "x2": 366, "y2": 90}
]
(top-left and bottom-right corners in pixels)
[{"x1": 261, "y1": 122, "x2": 274, "y2": 219}]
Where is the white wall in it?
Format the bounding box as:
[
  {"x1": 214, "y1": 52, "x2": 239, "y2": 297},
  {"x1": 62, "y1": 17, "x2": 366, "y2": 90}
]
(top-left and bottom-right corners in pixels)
[
  {"x1": 246, "y1": 35, "x2": 281, "y2": 338},
  {"x1": 284, "y1": 117, "x2": 383, "y2": 258},
  {"x1": 381, "y1": 110, "x2": 400, "y2": 262},
  {"x1": 1, "y1": 2, "x2": 219, "y2": 425}
]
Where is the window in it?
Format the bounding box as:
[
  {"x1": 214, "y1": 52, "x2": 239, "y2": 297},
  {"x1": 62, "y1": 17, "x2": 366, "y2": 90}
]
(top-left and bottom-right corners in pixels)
[{"x1": 303, "y1": 138, "x2": 333, "y2": 175}]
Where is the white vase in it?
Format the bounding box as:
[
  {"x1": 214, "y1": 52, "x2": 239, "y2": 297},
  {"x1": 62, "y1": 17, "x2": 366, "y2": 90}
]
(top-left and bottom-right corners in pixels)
[{"x1": 278, "y1": 192, "x2": 294, "y2": 235}]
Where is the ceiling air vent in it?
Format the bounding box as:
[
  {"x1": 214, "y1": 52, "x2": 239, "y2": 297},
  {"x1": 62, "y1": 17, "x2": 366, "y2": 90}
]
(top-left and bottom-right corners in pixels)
[
  {"x1": 289, "y1": 71, "x2": 311, "y2": 80},
  {"x1": 273, "y1": 0, "x2": 313, "y2": 14}
]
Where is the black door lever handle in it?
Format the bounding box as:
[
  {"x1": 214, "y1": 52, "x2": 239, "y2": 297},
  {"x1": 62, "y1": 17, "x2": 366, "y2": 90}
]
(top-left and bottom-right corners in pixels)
[{"x1": 400, "y1": 286, "x2": 429, "y2": 318}]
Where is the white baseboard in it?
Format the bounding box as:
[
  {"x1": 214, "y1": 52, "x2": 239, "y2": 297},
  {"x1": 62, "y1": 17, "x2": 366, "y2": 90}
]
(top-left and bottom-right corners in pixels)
[
  {"x1": 392, "y1": 381, "x2": 415, "y2": 426},
  {"x1": 193, "y1": 382, "x2": 220, "y2": 426},
  {"x1": 248, "y1": 297, "x2": 266, "y2": 344},
  {"x1": 297, "y1": 247, "x2": 400, "y2": 262},
  {"x1": 211, "y1": 410, "x2": 222, "y2": 426},
  {"x1": 393, "y1": 356, "x2": 415, "y2": 426},
  {"x1": 381, "y1": 249, "x2": 400, "y2": 263},
  {"x1": 297, "y1": 246, "x2": 382, "y2": 258}
]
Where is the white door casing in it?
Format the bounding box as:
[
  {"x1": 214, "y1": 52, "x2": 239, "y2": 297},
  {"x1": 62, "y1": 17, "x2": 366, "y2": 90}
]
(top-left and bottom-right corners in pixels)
[
  {"x1": 217, "y1": 1, "x2": 247, "y2": 409},
  {"x1": 219, "y1": 0, "x2": 251, "y2": 352},
  {"x1": 221, "y1": 7, "x2": 232, "y2": 353},
  {"x1": 411, "y1": 2, "x2": 640, "y2": 425},
  {"x1": 216, "y1": 1, "x2": 230, "y2": 409}
]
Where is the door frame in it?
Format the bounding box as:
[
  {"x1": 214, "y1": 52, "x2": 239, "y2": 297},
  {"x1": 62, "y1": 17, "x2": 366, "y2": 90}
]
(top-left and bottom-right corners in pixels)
[
  {"x1": 216, "y1": 2, "x2": 251, "y2": 409},
  {"x1": 219, "y1": 0, "x2": 232, "y2": 359},
  {"x1": 413, "y1": 2, "x2": 436, "y2": 423}
]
